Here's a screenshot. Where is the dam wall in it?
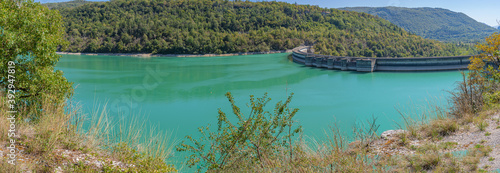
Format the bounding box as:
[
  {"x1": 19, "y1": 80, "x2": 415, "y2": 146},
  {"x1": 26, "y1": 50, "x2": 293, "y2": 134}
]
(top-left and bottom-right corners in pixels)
[{"x1": 291, "y1": 46, "x2": 471, "y2": 72}]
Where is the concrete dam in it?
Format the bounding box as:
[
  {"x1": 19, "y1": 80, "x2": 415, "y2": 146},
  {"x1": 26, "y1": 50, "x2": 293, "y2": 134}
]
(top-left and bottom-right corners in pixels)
[{"x1": 291, "y1": 46, "x2": 472, "y2": 72}]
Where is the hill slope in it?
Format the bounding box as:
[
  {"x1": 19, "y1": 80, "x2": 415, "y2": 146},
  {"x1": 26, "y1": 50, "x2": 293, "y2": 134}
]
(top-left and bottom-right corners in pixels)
[
  {"x1": 44, "y1": 0, "x2": 94, "y2": 9},
  {"x1": 341, "y1": 7, "x2": 498, "y2": 42},
  {"x1": 58, "y1": 0, "x2": 472, "y2": 57}
]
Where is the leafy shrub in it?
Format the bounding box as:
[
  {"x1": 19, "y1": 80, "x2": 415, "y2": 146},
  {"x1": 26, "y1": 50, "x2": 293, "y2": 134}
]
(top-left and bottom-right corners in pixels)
[
  {"x1": 177, "y1": 92, "x2": 301, "y2": 172},
  {"x1": 484, "y1": 91, "x2": 500, "y2": 107},
  {"x1": 449, "y1": 72, "x2": 486, "y2": 117}
]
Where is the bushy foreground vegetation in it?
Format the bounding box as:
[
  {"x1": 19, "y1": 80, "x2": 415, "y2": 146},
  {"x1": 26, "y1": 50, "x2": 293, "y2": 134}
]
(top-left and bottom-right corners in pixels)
[
  {"x1": 56, "y1": 0, "x2": 474, "y2": 57},
  {"x1": 177, "y1": 92, "x2": 394, "y2": 172},
  {"x1": 0, "y1": 95, "x2": 176, "y2": 172},
  {"x1": 1, "y1": 1, "x2": 175, "y2": 172}
]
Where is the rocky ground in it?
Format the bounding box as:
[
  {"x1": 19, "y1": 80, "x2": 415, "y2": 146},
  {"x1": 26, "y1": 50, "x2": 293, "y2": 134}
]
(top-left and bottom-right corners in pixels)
[
  {"x1": 442, "y1": 114, "x2": 500, "y2": 171},
  {"x1": 370, "y1": 114, "x2": 500, "y2": 172},
  {"x1": 0, "y1": 144, "x2": 133, "y2": 172}
]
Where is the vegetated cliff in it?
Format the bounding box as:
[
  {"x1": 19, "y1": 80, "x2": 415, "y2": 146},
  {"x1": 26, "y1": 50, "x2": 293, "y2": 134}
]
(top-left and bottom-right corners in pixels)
[
  {"x1": 56, "y1": 0, "x2": 474, "y2": 57},
  {"x1": 341, "y1": 7, "x2": 498, "y2": 43}
]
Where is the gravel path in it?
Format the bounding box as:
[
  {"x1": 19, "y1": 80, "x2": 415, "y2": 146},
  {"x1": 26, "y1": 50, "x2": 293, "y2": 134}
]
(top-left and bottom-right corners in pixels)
[{"x1": 440, "y1": 114, "x2": 500, "y2": 172}]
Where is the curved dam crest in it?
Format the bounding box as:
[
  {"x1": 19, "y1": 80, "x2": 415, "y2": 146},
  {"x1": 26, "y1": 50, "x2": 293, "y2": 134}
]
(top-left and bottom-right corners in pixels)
[{"x1": 292, "y1": 46, "x2": 472, "y2": 72}]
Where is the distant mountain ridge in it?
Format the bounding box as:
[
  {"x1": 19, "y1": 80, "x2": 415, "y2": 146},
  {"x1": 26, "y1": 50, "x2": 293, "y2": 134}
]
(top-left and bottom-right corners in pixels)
[
  {"x1": 43, "y1": 0, "x2": 95, "y2": 9},
  {"x1": 341, "y1": 7, "x2": 498, "y2": 42}
]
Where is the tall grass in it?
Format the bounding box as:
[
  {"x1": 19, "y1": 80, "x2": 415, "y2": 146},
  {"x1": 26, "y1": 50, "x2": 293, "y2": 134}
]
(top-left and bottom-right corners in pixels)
[
  {"x1": 395, "y1": 97, "x2": 452, "y2": 139},
  {"x1": 0, "y1": 93, "x2": 176, "y2": 172},
  {"x1": 70, "y1": 102, "x2": 177, "y2": 172}
]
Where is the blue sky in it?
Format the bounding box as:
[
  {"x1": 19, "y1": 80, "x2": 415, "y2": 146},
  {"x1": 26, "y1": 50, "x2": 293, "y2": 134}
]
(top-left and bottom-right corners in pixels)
[{"x1": 36, "y1": 0, "x2": 500, "y2": 27}]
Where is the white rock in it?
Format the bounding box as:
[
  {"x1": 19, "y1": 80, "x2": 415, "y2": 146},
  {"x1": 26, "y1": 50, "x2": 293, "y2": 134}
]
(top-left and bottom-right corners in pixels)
[
  {"x1": 381, "y1": 129, "x2": 407, "y2": 139},
  {"x1": 94, "y1": 160, "x2": 103, "y2": 168}
]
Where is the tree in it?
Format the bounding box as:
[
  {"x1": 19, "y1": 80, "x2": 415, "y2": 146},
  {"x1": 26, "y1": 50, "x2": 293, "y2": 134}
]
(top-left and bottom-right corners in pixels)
[
  {"x1": 0, "y1": 0, "x2": 73, "y2": 119},
  {"x1": 456, "y1": 33, "x2": 500, "y2": 114},
  {"x1": 469, "y1": 33, "x2": 500, "y2": 82}
]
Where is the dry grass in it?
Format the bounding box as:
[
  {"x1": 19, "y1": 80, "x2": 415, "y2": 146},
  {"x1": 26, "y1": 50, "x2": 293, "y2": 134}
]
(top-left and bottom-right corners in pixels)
[
  {"x1": 381, "y1": 82, "x2": 498, "y2": 172},
  {"x1": 386, "y1": 73, "x2": 500, "y2": 172},
  {"x1": 0, "y1": 101, "x2": 9, "y2": 143},
  {"x1": 395, "y1": 139, "x2": 493, "y2": 172},
  {"x1": 420, "y1": 118, "x2": 459, "y2": 140},
  {"x1": 214, "y1": 119, "x2": 394, "y2": 172},
  {"x1": 395, "y1": 98, "x2": 459, "y2": 140},
  {"x1": 0, "y1": 93, "x2": 176, "y2": 172}
]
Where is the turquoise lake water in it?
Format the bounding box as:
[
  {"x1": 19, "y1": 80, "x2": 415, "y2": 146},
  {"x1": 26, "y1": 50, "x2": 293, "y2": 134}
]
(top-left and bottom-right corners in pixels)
[{"x1": 56, "y1": 53, "x2": 464, "y2": 167}]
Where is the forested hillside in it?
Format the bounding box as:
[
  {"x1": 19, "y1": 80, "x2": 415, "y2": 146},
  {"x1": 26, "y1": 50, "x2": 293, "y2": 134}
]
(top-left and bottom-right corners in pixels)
[
  {"x1": 44, "y1": 0, "x2": 93, "y2": 9},
  {"x1": 58, "y1": 0, "x2": 474, "y2": 57},
  {"x1": 342, "y1": 7, "x2": 498, "y2": 42}
]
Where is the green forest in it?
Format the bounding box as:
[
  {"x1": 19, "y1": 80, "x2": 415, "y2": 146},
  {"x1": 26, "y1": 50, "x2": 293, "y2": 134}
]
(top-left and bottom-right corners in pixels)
[
  {"x1": 342, "y1": 7, "x2": 498, "y2": 43},
  {"x1": 55, "y1": 0, "x2": 475, "y2": 57}
]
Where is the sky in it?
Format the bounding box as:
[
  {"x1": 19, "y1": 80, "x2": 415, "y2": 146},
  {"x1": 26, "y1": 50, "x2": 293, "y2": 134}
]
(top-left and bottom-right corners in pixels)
[{"x1": 36, "y1": 0, "x2": 500, "y2": 27}]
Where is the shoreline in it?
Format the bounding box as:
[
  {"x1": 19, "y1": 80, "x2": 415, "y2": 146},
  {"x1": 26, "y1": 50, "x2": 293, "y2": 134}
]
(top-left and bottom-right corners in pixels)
[{"x1": 56, "y1": 49, "x2": 293, "y2": 57}]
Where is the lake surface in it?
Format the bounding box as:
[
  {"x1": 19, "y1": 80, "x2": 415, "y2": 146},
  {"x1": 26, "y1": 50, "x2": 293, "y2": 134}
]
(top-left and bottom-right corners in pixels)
[{"x1": 56, "y1": 53, "x2": 463, "y2": 166}]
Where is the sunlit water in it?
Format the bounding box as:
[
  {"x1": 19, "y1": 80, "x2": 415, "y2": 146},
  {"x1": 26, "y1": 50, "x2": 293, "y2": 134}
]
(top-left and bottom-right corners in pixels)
[{"x1": 56, "y1": 53, "x2": 464, "y2": 167}]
